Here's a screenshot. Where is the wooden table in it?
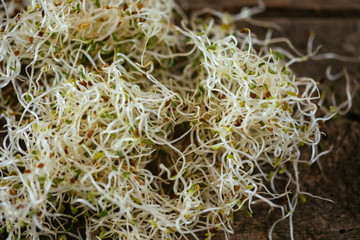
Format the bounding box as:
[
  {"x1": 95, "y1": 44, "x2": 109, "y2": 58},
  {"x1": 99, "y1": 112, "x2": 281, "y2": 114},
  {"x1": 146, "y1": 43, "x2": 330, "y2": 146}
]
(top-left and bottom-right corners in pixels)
[{"x1": 180, "y1": 1, "x2": 360, "y2": 239}]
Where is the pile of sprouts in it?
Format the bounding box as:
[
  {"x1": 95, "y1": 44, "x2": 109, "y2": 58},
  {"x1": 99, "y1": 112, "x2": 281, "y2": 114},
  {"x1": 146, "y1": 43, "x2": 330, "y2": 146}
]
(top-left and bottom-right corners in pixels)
[{"x1": 0, "y1": 0, "x2": 351, "y2": 239}]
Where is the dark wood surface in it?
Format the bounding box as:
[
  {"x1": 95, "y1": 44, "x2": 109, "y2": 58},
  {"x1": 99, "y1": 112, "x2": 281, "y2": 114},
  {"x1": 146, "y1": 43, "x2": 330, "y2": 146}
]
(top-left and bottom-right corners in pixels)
[
  {"x1": 180, "y1": 0, "x2": 360, "y2": 11},
  {"x1": 182, "y1": 1, "x2": 360, "y2": 240}
]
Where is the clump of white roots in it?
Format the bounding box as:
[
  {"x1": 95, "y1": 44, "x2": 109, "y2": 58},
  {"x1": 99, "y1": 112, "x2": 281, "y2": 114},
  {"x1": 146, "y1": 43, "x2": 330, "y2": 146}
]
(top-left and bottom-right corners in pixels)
[{"x1": 0, "y1": 0, "x2": 346, "y2": 240}]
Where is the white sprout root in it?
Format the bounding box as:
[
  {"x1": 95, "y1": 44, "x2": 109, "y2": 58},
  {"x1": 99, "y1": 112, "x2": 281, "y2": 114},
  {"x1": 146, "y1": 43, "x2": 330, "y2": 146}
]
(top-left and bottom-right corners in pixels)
[{"x1": 0, "y1": 0, "x2": 350, "y2": 240}]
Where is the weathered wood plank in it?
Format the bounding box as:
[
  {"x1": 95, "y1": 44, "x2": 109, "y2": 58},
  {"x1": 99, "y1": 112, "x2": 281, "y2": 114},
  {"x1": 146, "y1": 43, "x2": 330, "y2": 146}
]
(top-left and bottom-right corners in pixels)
[{"x1": 179, "y1": 0, "x2": 360, "y2": 11}]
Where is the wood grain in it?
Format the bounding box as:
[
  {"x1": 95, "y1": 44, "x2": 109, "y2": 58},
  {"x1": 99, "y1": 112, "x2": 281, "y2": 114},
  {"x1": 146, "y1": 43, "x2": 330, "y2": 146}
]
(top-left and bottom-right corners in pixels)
[{"x1": 179, "y1": 0, "x2": 360, "y2": 11}]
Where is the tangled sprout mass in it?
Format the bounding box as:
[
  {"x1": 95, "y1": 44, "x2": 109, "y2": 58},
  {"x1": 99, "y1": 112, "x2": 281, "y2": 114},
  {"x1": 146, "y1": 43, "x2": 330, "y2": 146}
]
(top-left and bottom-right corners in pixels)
[{"x1": 0, "y1": 0, "x2": 342, "y2": 239}]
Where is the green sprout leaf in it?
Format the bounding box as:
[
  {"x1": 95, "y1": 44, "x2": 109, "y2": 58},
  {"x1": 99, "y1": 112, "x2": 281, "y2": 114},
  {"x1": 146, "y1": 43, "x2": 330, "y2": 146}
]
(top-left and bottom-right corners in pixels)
[
  {"x1": 199, "y1": 85, "x2": 205, "y2": 95},
  {"x1": 206, "y1": 44, "x2": 217, "y2": 50},
  {"x1": 211, "y1": 145, "x2": 221, "y2": 151},
  {"x1": 26, "y1": 94, "x2": 32, "y2": 102},
  {"x1": 93, "y1": 151, "x2": 104, "y2": 161},
  {"x1": 268, "y1": 67, "x2": 276, "y2": 74},
  {"x1": 52, "y1": 178, "x2": 64, "y2": 185},
  {"x1": 95, "y1": 0, "x2": 100, "y2": 8},
  {"x1": 329, "y1": 106, "x2": 337, "y2": 113},
  {"x1": 286, "y1": 91, "x2": 297, "y2": 97},
  {"x1": 70, "y1": 205, "x2": 78, "y2": 215},
  {"x1": 99, "y1": 209, "x2": 108, "y2": 217}
]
